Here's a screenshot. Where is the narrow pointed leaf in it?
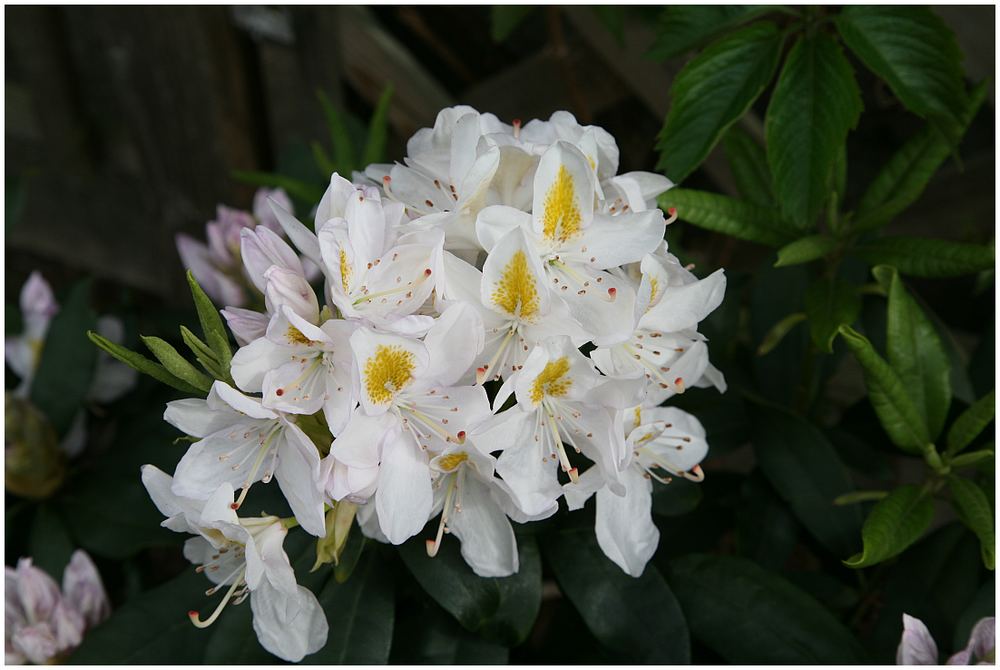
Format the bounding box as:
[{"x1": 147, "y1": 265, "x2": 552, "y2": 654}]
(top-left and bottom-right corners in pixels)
[
  {"x1": 186, "y1": 271, "x2": 233, "y2": 383},
  {"x1": 88, "y1": 331, "x2": 201, "y2": 395},
  {"x1": 947, "y1": 391, "x2": 996, "y2": 457},
  {"x1": 775, "y1": 235, "x2": 838, "y2": 267},
  {"x1": 845, "y1": 484, "x2": 933, "y2": 568},
  {"x1": 838, "y1": 325, "x2": 931, "y2": 454},
  {"x1": 659, "y1": 189, "x2": 793, "y2": 247},
  {"x1": 141, "y1": 336, "x2": 213, "y2": 393},
  {"x1": 179, "y1": 325, "x2": 224, "y2": 380},
  {"x1": 855, "y1": 237, "x2": 995, "y2": 278},
  {"x1": 756, "y1": 312, "x2": 806, "y2": 356},
  {"x1": 947, "y1": 476, "x2": 995, "y2": 570},
  {"x1": 316, "y1": 88, "x2": 357, "y2": 171},
  {"x1": 804, "y1": 278, "x2": 861, "y2": 353},
  {"x1": 657, "y1": 22, "x2": 784, "y2": 182},
  {"x1": 362, "y1": 83, "x2": 394, "y2": 166},
  {"x1": 766, "y1": 32, "x2": 862, "y2": 228}
]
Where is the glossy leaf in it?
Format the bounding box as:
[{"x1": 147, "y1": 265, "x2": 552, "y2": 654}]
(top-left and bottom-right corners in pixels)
[
  {"x1": 669, "y1": 554, "x2": 868, "y2": 663},
  {"x1": 948, "y1": 476, "x2": 995, "y2": 570},
  {"x1": 31, "y1": 281, "x2": 97, "y2": 436},
  {"x1": 775, "y1": 235, "x2": 838, "y2": 267},
  {"x1": 751, "y1": 402, "x2": 862, "y2": 557},
  {"x1": 723, "y1": 125, "x2": 775, "y2": 205},
  {"x1": 657, "y1": 22, "x2": 784, "y2": 182},
  {"x1": 805, "y1": 278, "x2": 862, "y2": 353},
  {"x1": 845, "y1": 484, "x2": 933, "y2": 568},
  {"x1": 659, "y1": 188, "x2": 793, "y2": 247},
  {"x1": 140, "y1": 336, "x2": 213, "y2": 393},
  {"x1": 543, "y1": 526, "x2": 690, "y2": 663},
  {"x1": 399, "y1": 528, "x2": 541, "y2": 646},
  {"x1": 648, "y1": 6, "x2": 775, "y2": 60},
  {"x1": 766, "y1": 32, "x2": 861, "y2": 228},
  {"x1": 837, "y1": 6, "x2": 970, "y2": 144},
  {"x1": 947, "y1": 391, "x2": 996, "y2": 457},
  {"x1": 855, "y1": 237, "x2": 995, "y2": 278},
  {"x1": 838, "y1": 325, "x2": 931, "y2": 454},
  {"x1": 874, "y1": 266, "x2": 952, "y2": 439}
]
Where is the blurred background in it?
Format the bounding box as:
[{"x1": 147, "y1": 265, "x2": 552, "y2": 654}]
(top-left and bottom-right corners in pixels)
[{"x1": 4, "y1": 5, "x2": 996, "y2": 664}]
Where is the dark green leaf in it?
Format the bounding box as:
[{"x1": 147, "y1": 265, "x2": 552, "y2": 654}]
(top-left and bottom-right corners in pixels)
[
  {"x1": 28, "y1": 505, "x2": 75, "y2": 582},
  {"x1": 648, "y1": 6, "x2": 776, "y2": 60},
  {"x1": 736, "y1": 474, "x2": 798, "y2": 570},
  {"x1": 873, "y1": 266, "x2": 952, "y2": 439},
  {"x1": 306, "y1": 550, "x2": 395, "y2": 664},
  {"x1": 316, "y1": 88, "x2": 358, "y2": 172},
  {"x1": 751, "y1": 402, "x2": 862, "y2": 557},
  {"x1": 362, "y1": 83, "x2": 394, "y2": 167},
  {"x1": 231, "y1": 170, "x2": 325, "y2": 205},
  {"x1": 659, "y1": 188, "x2": 793, "y2": 247},
  {"x1": 723, "y1": 125, "x2": 775, "y2": 205},
  {"x1": 310, "y1": 141, "x2": 336, "y2": 178},
  {"x1": 490, "y1": 6, "x2": 535, "y2": 42},
  {"x1": 333, "y1": 533, "x2": 366, "y2": 584},
  {"x1": 855, "y1": 237, "x2": 995, "y2": 278},
  {"x1": 845, "y1": 484, "x2": 934, "y2": 568},
  {"x1": 203, "y1": 597, "x2": 279, "y2": 664},
  {"x1": 838, "y1": 325, "x2": 931, "y2": 454},
  {"x1": 88, "y1": 331, "x2": 201, "y2": 395},
  {"x1": 775, "y1": 235, "x2": 838, "y2": 267},
  {"x1": 186, "y1": 271, "x2": 233, "y2": 384},
  {"x1": 140, "y1": 336, "x2": 213, "y2": 393},
  {"x1": 804, "y1": 278, "x2": 862, "y2": 353},
  {"x1": 390, "y1": 599, "x2": 509, "y2": 664},
  {"x1": 30, "y1": 281, "x2": 97, "y2": 436},
  {"x1": 399, "y1": 528, "x2": 541, "y2": 646},
  {"x1": 543, "y1": 527, "x2": 689, "y2": 663},
  {"x1": 71, "y1": 569, "x2": 212, "y2": 663},
  {"x1": 652, "y1": 478, "x2": 703, "y2": 516},
  {"x1": 756, "y1": 312, "x2": 806, "y2": 356},
  {"x1": 179, "y1": 325, "x2": 224, "y2": 380},
  {"x1": 837, "y1": 6, "x2": 970, "y2": 144},
  {"x1": 657, "y1": 22, "x2": 784, "y2": 182},
  {"x1": 953, "y1": 578, "x2": 994, "y2": 651},
  {"x1": 948, "y1": 391, "x2": 996, "y2": 457},
  {"x1": 766, "y1": 32, "x2": 862, "y2": 228},
  {"x1": 854, "y1": 82, "x2": 989, "y2": 232},
  {"x1": 669, "y1": 554, "x2": 868, "y2": 663},
  {"x1": 948, "y1": 476, "x2": 995, "y2": 570}
]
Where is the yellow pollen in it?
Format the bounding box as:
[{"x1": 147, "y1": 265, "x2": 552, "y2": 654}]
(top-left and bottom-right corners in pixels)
[
  {"x1": 633, "y1": 406, "x2": 642, "y2": 427},
  {"x1": 649, "y1": 277, "x2": 660, "y2": 306},
  {"x1": 286, "y1": 326, "x2": 318, "y2": 346},
  {"x1": 437, "y1": 452, "x2": 468, "y2": 472},
  {"x1": 541, "y1": 165, "x2": 582, "y2": 243},
  {"x1": 492, "y1": 250, "x2": 540, "y2": 321},
  {"x1": 530, "y1": 357, "x2": 572, "y2": 404},
  {"x1": 339, "y1": 249, "x2": 352, "y2": 293},
  {"x1": 364, "y1": 345, "x2": 415, "y2": 404}
]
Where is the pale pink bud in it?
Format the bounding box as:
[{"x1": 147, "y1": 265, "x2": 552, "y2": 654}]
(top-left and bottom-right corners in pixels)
[
  {"x1": 240, "y1": 226, "x2": 304, "y2": 293},
  {"x1": 263, "y1": 266, "x2": 319, "y2": 324},
  {"x1": 10, "y1": 623, "x2": 59, "y2": 665},
  {"x1": 176, "y1": 234, "x2": 247, "y2": 307},
  {"x1": 253, "y1": 188, "x2": 293, "y2": 233},
  {"x1": 221, "y1": 307, "x2": 269, "y2": 346},
  {"x1": 13, "y1": 558, "x2": 60, "y2": 624},
  {"x1": 62, "y1": 550, "x2": 110, "y2": 629},
  {"x1": 897, "y1": 614, "x2": 939, "y2": 665}
]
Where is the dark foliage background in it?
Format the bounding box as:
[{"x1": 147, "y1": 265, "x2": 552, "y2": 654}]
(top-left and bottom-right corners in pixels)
[{"x1": 5, "y1": 5, "x2": 995, "y2": 664}]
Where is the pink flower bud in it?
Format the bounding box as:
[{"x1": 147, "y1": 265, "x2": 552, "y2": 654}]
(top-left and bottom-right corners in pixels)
[
  {"x1": 263, "y1": 266, "x2": 319, "y2": 324},
  {"x1": 253, "y1": 188, "x2": 293, "y2": 233},
  {"x1": 240, "y1": 227, "x2": 304, "y2": 293},
  {"x1": 62, "y1": 551, "x2": 110, "y2": 629}
]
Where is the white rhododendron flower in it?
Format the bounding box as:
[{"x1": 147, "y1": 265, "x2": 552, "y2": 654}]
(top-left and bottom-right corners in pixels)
[{"x1": 146, "y1": 105, "x2": 726, "y2": 659}]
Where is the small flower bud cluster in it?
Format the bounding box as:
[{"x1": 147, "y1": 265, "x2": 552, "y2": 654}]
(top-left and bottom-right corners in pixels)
[{"x1": 151, "y1": 107, "x2": 727, "y2": 660}]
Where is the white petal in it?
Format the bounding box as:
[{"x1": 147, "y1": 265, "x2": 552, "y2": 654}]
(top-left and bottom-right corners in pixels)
[
  {"x1": 897, "y1": 614, "x2": 939, "y2": 665},
  {"x1": 375, "y1": 431, "x2": 433, "y2": 544},
  {"x1": 61, "y1": 551, "x2": 110, "y2": 629},
  {"x1": 251, "y1": 581, "x2": 328, "y2": 663},
  {"x1": 350, "y1": 328, "x2": 429, "y2": 414},
  {"x1": 476, "y1": 205, "x2": 530, "y2": 252},
  {"x1": 261, "y1": 357, "x2": 327, "y2": 416},
  {"x1": 171, "y1": 421, "x2": 274, "y2": 499},
  {"x1": 329, "y1": 412, "x2": 393, "y2": 470},
  {"x1": 562, "y1": 464, "x2": 604, "y2": 511},
  {"x1": 269, "y1": 198, "x2": 322, "y2": 268},
  {"x1": 423, "y1": 302, "x2": 484, "y2": 387},
  {"x1": 230, "y1": 338, "x2": 293, "y2": 394},
  {"x1": 275, "y1": 424, "x2": 327, "y2": 537},
  {"x1": 221, "y1": 307, "x2": 269, "y2": 346},
  {"x1": 486, "y1": 412, "x2": 563, "y2": 518},
  {"x1": 241, "y1": 226, "x2": 304, "y2": 293},
  {"x1": 531, "y1": 141, "x2": 595, "y2": 242},
  {"x1": 595, "y1": 467, "x2": 659, "y2": 577},
  {"x1": 164, "y1": 398, "x2": 238, "y2": 438},
  {"x1": 639, "y1": 268, "x2": 726, "y2": 333},
  {"x1": 212, "y1": 381, "x2": 279, "y2": 420},
  {"x1": 481, "y1": 227, "x2": 551, "y2": 322},
  {"x1": 561, "y1": 210, "x2": 665, "y2": 270},
  {"x1": 447, "y1": 475, "x2": 519, "y2": 577},
  {"x1": 140, "y1": 465, "x2": 201, "y2": 533}
]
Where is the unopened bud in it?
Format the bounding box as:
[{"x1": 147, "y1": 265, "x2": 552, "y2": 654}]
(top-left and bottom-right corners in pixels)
[{"x1": 5, "y1": 393, "x2": 66, "y2": 500}]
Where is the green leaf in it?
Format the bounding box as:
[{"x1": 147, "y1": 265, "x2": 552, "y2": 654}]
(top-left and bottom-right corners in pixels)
[
  {"x1": 854, "y1": 82, "x2": 989, "y2": 232},
  {"x1": 722, "y1": 125, "x2": 775, "y2": 205},
  {"x1": 88, "y1": 331, "x2": 202, "y2": 395},
  {"x1": 316, "y1": 88, "x2": 357, "y2": 172},
  {"x1": 29, "y1": 505, "x2": 76, "y2": 582},
  {"x1": 668, "y1": 554, "x2": 868, "y2": 663},
  {"x1": 838, "y1": 325, "x2": 931, "y2": 454},
  {"x1": 490, "y1": 6, "x2": 535, "y2": 42},
  {"x1": 837, "y1": 6, "x2": 970, "y2": 144},
  {"x1": 390, "y1": 599, "x2": 509, "y2": 664},
  {"x1": 950, "y1": 448, "x2": 994, "y2": 469},
  {"x1": 804, "y1": 278, "x2": 861, "y2": 353},
  {"x1": 30, "y1": 281, "x2": 97, "y2": 436},
  {"x1": 310, "y1": 140, "x2": 336, "y2": 178},
  {"x1": 542, "y1": 526, "x2": 689, "y2": 663},
  {"x1": 659, "y1": 188, "x2": 793, "y2": 247},
  {"x1": 652, "y1": 479, "x2": 703, "y2": 516},
  {"x1": 756, "y1": 312, "x2": 806, "y2": 356},
  {"x1": 874, "y1": 266, "x2": 951, "y2": 439},
  {"x1": 140, "y1": 336, "x2": 213, "y2": 393},
  {"x1": 751, "y1": 402, "x2": 863, "y2": 557},
  {"x1": 953, "y1": 579, "x2": 995, "y2": 651},
  {"x1": 948, "y1": 476, "x2": 995, "y2": 570},
  {"x1": 186, "y1": 271, "x2": 233, "y2": 383},
  {"x1": 947, "y1": 391, "x2": 996, "y2": 457},
  {"x1": 845, "y1": 484, "x2": 934, "y2": 568},
  {"x1": 648, "y1": 6, "x2": 776, "y2": 60},
  {"x1": 71, "y1": 569, "x2": 211, "y2": 663},
  {"x1": 232, "y1": 169, "x2": 324, "y2": 205},
  {"x1": 766, "y1": 32, "x2": 862, "y2": 228},
  {"x1": 362, "y1": 83, "x2": 394, "y2": 167},
  {"x1": 398, "y1": 528, "x2": 541, "y2": 646},
  {"x1": 855, "y1": 237, "x2": 995, "y2": 278},
  {"x1": 306, "y1": 550, "x2": 396, "y2": 663},
  {"x1": 775, "y1": 234, "x2": 838, "y2": 267},
  {"x1": 179, "y1": 325, "x2": 224, "y2": 380},
  {"x1": 657, "y1": 22, "x2": 784, "y2": 182}
]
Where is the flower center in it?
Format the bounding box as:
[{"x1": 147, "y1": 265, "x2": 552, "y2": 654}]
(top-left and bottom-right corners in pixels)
[
  {"x1": 541, "y1": 165, "x2": 582, "y2": 243},
  {"x1": 530, "y1": 357, "x2": 572, "y2": 404},
  {"x1": 364, "y1": 345, "x2": 415, "y2": 404},
  {"x1": 492, "y1": 250, "x2": 539, "y2": 321}
]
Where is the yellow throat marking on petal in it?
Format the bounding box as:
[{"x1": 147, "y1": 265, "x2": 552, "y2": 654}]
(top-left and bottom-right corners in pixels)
[
  {"x1": 648, "y1": 276, "x2": 660, "y2": 307},
  {"x1": 364, "y1": 345, "x2": 415, "y2": 404},
  {"x1": 530, "y1": 357, "x2": 572, "y2": 404},
  {"x1": 541, "y1": 165, "x2": 582, "y2": 243},
  {"x1": 339, "y1": 249, "x2": 352, "y2": 293},
  {"x1": 286, "y1": 326, "x2": 319, "y2": 347},
  {"x1": 633, "y1": 406, "x2": 643, "y2": 428},
  {"x1": 437, "y1": 452, "x2": 468, "y2": 472},
  {"x1": 492, "y1": 250, "x2": 540, "y2": 321}
]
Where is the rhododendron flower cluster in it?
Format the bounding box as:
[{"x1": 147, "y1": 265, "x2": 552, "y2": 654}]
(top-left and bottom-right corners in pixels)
[{"x1": 149, "y1": 107, "x2": 726, "y2": 661}]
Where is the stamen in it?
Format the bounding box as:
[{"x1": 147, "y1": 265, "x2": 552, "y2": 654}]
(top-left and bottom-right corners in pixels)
[
  {"x1": 426, "y1": 476, "x2": 457, "y2": 558},
  {"x1": 189, "y1": 569, "x2": 245, "y2": 629},
  {"x1": 665, "y1": 207, "x2": 678, "y2": 225},
  {"x1": 512, "y1": 118, "x2": 522, "y2": 140}
]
